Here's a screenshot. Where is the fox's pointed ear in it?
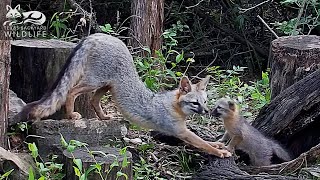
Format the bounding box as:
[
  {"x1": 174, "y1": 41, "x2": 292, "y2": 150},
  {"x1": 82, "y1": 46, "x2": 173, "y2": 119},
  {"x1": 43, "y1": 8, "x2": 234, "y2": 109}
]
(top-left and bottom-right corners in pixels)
[
  {"x1": 179, "y1": 76, "x2": 192, "y2": 94},
  {"x1": 228, "y1": 100, "x2": 236, "y2": 111},
  {"x1": 15, "y1": 4, "x2": 20, "y2": 10},
  {"x1": 196, "y1": 75, "x2": 210, "y2": 91},
  {"x1": 6, "y1": 5, "x2": 12, "y2": 11}
]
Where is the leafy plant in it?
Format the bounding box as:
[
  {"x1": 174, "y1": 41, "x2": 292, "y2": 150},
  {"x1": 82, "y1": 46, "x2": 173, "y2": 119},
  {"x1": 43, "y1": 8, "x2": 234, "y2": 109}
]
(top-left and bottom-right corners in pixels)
[
  {"x1": 274, "y1": 0, "x2": 320, "y2": 35},
  {"x1": 133, "y1": 157, "x2": 164, "y2": 180},
  {"x1": 0, "y1": 169, "x2": 14, "y2": 180},
  {"x1": 60, "y1": 135, "x2": 129, "y2": 180},
  {"x1": 207, "y1": 66, "x2": 271, "y2": 117},
  {"x1": 27, "y1": 142, "x2": 65, "y2": 180},
  {"x1": 49, "y1": 12, "x2": 73, "y2": 39},
  {"x1": 134, "y1": 21, "x2": 191, "y2": 91}
]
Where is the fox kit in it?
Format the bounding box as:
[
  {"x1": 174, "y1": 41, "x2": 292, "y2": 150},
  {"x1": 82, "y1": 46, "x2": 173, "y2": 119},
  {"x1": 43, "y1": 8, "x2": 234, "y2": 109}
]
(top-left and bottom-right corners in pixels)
[
  {"x1": 211, "y1": 98, "x2": 292, "y2": 166},
  {"x1": 14, "y1": 33, "x2": 231, "y2": 158}
]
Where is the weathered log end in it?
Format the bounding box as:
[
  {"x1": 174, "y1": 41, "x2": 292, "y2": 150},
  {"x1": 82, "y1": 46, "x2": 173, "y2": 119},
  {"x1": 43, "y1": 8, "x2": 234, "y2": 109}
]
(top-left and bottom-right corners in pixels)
[
  {"x1": 10, "y1": 39, "x2": 96, "y2": 121},
  {"x1": 28, "y1": 118, "x2": 127, "y2": 161},
  {"x1": 270, "y1": 35, "x2": 320, "y2": 99}
]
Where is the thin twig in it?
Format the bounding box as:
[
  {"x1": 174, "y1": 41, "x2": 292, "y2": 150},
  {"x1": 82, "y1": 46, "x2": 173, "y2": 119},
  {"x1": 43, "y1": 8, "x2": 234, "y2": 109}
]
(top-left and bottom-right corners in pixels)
[
  {"x1": 292, "y1": 0, "x2": 307, "y2": 35},
  {"x1": 239, "y1": 0, "x2": 272, "y2": 13},
  {"x1": 191, "y1": 50, "x2": 218, "y2": 81},
  {"x1": 186, "y1": 0, "x2": 205, "y2": 9},
  {"x1": 257, "y1": 15, "x2": 279, "y2": 39}
]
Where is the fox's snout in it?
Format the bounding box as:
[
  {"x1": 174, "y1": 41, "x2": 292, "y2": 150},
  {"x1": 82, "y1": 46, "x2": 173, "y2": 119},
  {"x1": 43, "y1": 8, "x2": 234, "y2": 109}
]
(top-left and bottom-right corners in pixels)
[{"x1": 210, "y1": 108, "x2": 221, "y2": 117}]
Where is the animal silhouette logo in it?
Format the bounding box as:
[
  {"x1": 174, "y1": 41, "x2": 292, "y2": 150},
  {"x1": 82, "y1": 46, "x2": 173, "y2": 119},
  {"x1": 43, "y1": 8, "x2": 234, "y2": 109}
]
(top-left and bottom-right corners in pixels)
[{"x1": 3, "y1": 5, "x2": 46, "y2": 26}]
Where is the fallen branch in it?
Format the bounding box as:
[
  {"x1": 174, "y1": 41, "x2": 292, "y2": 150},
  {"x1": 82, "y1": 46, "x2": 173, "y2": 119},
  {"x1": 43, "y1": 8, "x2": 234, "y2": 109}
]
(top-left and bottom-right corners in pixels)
[
  {"x1": 0, "y1": 147, "x2": 35, "y2": 178},
  {"x1": 240, "y1": 143, "x2": 320, "y2": 175}
]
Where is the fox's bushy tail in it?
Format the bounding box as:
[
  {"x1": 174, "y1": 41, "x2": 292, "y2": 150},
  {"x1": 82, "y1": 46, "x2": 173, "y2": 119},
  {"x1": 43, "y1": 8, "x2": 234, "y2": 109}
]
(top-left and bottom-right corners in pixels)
[
  {"x1": 11, "y1": 39, "x2": 87, "y2": 125},
  {"x1": 272, "y1": 142, "x2": 292, "y2": 162}
]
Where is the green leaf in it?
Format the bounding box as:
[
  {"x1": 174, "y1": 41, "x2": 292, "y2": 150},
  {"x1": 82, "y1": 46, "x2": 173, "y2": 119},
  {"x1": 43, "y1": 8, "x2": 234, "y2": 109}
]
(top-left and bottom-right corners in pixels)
[
  {"x1": 80, "y1": 174, "x2": 86, "y2": 180},
  {"x1": 175, "y1": 52, "x2": 184, "y2": 63},
  {"x1": 166, "y1": 69, "x2": 177, "y2": 81},
  {"x1": 142, "y1": 47, "x2": 151, "y2": 55},
  {"x1": 1, "y1": 169, "x2": 14, "y2": 179},
  {"x1": 175, "y1": 72, "x2": 183, "y2": 77},
  {"x1": 28, "y1": 143, "x2": 38, "y2": 159},
  {"x1": 60, "y1": 134, "x2": 68, "y2": 148},
  {"x1": 119, "y1": 147, "x2": 127, "y2": 155},
  {"x1": 73, "y1": 158, "x2": 83, "y2": 171},
  {"x1": 73, "y1": 166, "x2": 81, "y2": 177},
  {"x1": 116, "y1": 171, "x2": 128, "y2": 180},
  {"x1": 38, "y1": 176, "x2": 45, "y2": 180},
  {"x1": 186, "y1": 58, "x2": 195, "y2": 63},
  {"x1": 122, "y1": 156, "x2": 130, "y2": 168},
  {"x1": 110, "y1": 160, "x2": 119, "y2": 170},
  {"x1": 84, "y1": 165, "x2": 97, "y2": 177},
  {"x1": 67, "y1": 145, "x2": 76, "y2": 153},
  {"x1": 95, "y1": 163, "x2": 102, "y2": 171},
  {"x1": 28, "y1": 167, "x2": 35, "y2": 180}
]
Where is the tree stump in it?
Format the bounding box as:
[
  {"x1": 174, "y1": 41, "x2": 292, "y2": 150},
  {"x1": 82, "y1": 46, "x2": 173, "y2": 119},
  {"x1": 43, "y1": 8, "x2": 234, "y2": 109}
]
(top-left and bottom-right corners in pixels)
[
  {"x1": 253, "y1": 69, "x2": 320, "y2": 158},
  {"x1": 63, "y1": 146, "x2": 132, "y2": 180},
  {"x1": 29, "y1": 118, "x2": 127, "y2": 161},
  {"x1": 10, "y1": 39, "x2": 96, "y2": 120},
  {"x1": 269, "y1": 35, "x2": 320, "y2": 99}
]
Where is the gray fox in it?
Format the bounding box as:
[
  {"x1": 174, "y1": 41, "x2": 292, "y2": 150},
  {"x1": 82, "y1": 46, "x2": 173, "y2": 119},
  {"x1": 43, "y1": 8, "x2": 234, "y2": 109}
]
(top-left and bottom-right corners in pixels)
[
  {"x1": 211, "y1": 98, "x2": 292, "y2": 165},
  {"x1": 13, "y1": 33, "x2": 231, "y2": 158}
]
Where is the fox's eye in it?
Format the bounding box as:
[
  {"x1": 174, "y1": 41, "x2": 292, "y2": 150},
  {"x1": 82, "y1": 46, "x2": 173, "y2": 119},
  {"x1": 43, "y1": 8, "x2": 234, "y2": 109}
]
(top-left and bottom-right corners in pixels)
[
  {"x1": 191, "y1": 102, "x2": 200, "y2": 106},
  {"x1": 204, "y1": 100, "x2": 207, "y2": 104}
]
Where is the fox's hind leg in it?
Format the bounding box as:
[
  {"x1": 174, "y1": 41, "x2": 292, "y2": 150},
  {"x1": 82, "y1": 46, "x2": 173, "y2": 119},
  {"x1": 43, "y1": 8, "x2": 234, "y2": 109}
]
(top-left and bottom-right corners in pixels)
[
  {"x1": 90, "y1": 86, "x2": 113, "y2": 120},
  {"x1": 65, "y1": 85, "x2": 96, "y2": 120}
]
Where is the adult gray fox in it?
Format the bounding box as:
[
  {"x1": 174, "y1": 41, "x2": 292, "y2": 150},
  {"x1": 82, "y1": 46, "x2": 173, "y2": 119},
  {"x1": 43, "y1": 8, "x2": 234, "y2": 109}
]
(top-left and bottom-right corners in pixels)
[
  {"x1": 14, "y1": 33, "x2": 231, "y2": 158},
  {"x1": 211, "y1": 98, "x2": 292, "y2": 165}
]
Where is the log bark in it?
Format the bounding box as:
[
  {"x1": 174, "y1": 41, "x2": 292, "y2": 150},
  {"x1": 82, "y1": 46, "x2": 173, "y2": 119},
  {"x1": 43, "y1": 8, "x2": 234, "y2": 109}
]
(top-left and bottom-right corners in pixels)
[
  {"x1": 129, "y1": 0, "x2": 164, "y2": 56},
  {"x1": 253, "y1": 69, "x2": 320, "y2": 157},
  {"x1": 0, "y1": 0, "x2": 11, "y2": 148},
  {"x1": 63, "y1": 146, "x2": 132, "y2": 180},
  {"x1": 193, "y1": 156, "x2": 298, "y2": 179},
  {"x1": 269, "y1": 35, "x2": 320, "y2": 99},
  {"x1": 10, "y1": 39, "x2": 96, "y2": 122},
  {"x1": 241, "y1": 143, "x2": 320, "y2": 175}
]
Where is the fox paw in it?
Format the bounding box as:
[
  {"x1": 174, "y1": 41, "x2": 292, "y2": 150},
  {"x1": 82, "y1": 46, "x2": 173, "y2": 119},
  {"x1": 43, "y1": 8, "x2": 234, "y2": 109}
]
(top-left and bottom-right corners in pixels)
[
  {"x1": 68, "y1": 112, "x2": 82, "y2": 120},
  {"x1": 217, "y1": 149, "x2": 232, "y2": 158},
  {"x1": 226, "y1": 145, "x2": 235, "y2": 153},
  {"x1": 99, "y1": 114, "x2": 114, "y2": 120}
]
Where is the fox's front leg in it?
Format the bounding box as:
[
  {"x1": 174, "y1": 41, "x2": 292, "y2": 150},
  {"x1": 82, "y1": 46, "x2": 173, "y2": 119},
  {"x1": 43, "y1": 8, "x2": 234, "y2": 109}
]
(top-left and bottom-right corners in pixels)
[
  {"x1": 218, "y1": 131, "x2": 230, "y2": 143},
  {"x1": 226, "y1": 135, "x2": 243, "y2": 154},
  {"x1": 177, "y1": 129, "x2": 232, "y2": 158}
]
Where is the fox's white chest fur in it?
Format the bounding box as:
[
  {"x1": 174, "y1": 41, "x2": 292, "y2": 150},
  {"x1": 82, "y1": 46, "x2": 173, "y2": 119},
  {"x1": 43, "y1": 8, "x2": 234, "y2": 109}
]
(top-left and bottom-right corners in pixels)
[{"x1": 4, "y1": 5, "x2": 46, "y2": 26}]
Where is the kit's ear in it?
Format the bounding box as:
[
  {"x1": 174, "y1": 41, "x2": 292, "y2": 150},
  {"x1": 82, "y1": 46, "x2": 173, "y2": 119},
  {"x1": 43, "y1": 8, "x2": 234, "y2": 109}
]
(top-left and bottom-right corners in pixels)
[
  {"x1": 179, "y1": 76, "x2": 192, "y2": 95},
  {"x1": 196, "y1": 75, "x2": 210, "y2": 91}
]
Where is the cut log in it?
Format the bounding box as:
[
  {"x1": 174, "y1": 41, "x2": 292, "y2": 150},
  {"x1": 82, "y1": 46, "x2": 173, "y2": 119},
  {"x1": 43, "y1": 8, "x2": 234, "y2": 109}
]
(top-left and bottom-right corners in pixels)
[
  {"x1": 269, "y1": 35, "x2": 320, "y2": 99},
  {"x1": 241, "y1": 143, "x2": 320, "y2": 175},
  {"x1": 10, "y1": 39, "x2": 96, "y2": 122},
  {"x1": 29, "y1": 118, "x2": 127, "y2": 161},
  {"x1": 63, "y1": 146, "x2": 132, "y2": 180},
  {"x1": 192, "y1": 156, "x2": 298, "y2": 179},
  {"x1": 253, "y1": 69, "x2": 320, "y2": 157}
]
